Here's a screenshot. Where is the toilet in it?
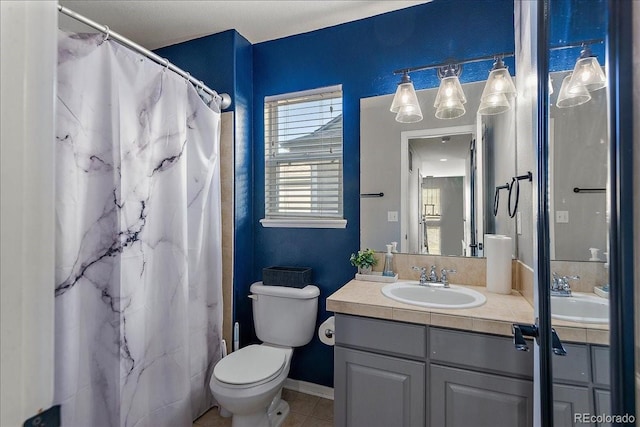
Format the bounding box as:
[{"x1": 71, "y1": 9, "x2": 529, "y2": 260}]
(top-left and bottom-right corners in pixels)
[{"x1": 209, "y1": 281, "x2": 320, "y2": 427}]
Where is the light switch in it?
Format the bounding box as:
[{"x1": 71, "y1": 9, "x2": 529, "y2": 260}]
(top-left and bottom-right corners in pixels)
[
  {"x1": 556, "y1": 210, "x2": 569, "y2": 223},
  {"x1": 387, "y1": 211, "x2": 398, "y2": 222}
]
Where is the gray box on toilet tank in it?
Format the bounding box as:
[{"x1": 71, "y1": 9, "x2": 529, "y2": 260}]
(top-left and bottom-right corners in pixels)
[{"x1": 262, "y1": 266, "x2": 312, "y2": 288}]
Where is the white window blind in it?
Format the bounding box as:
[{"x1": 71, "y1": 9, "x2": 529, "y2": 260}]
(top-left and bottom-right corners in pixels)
[{"x1": 264, "y1": 85, "x2": 343, "y2": 221}]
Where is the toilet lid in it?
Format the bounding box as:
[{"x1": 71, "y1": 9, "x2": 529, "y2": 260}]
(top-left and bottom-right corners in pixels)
[{"x1": 214, "y1": 345, "x2": 287, "y2": 385}]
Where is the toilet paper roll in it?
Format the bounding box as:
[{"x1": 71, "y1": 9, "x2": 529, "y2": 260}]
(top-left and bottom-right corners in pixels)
[
  {"x1": 485, "y1": 234, "x2": 512, "y2": 294},
  {"x1": 318, "y1": 316, "x2": 335, "y2": 346}
]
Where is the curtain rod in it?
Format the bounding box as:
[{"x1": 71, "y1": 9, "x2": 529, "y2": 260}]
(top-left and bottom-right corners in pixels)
[{"x1": 57, "y1": 4, "x2": 232, "y2": 110}]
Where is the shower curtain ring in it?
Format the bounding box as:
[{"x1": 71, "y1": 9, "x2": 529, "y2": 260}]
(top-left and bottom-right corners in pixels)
[
  {"x1": 185, "y1": 72, "x2": 191, "y2": 85},
  {"x1": 162, "y1": 58, "x2": 170, "y2": 72},
  {"x1": 101, "y1": 26, "x2": 110, "y2": 44}
]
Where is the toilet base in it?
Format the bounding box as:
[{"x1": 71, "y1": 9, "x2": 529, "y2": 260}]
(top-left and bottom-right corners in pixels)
[
  {"x1": 228, "y1": 398, "x2": 290, "y2": 427},
  {"x1": 268, "y1": 399, "x2": 290, "y2": 427}
]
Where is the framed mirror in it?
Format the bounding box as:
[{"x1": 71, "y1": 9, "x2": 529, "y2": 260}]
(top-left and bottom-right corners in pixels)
[{"x1": 360, "y1": 79, "x2": 518, "y2": 258}]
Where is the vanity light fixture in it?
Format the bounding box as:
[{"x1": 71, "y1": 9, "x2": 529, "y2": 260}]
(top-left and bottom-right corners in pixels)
[
  {"x1": 556, "y1": 73, "x2": 591, "y2": 108},
  {"x1": 390, "y1": 72, "x2": 423, "y2": 123},
  {"x1": 434, "y1": 64, "x2": 466, "y2": 119},
  {"x1": 478, "y1": 57, "x2": 516, "y2": 115},
  {"x1": 390, "y1": 52, "x2": 514, "y2": 122},
  {"x1": 567, "y1": 45, "x2": 606, "y2": 93}
]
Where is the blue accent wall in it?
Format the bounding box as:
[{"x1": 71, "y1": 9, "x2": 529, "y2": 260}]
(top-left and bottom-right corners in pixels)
[
  {"x1": 250, "y1": 0, "x2": 515, "y2": 387},
  {"x1": 155, "y1": 0, "x2": 518, "y2": 389},
  {"x1": 156, "y1": 30, "x2": 254, "y2": 337}
]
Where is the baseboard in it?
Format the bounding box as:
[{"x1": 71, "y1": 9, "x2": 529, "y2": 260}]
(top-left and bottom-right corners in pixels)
[{"x1": 284, "y1": 378, "x2": 334, "y2": 400}]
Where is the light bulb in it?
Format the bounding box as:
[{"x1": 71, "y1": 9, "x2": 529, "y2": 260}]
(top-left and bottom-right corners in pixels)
[
  {"x1": 445, "y1": 84, "x2": 453, "y2": 97},
  {"x1": 493, "y1": 77, "x2": 504, "y2": 91}
]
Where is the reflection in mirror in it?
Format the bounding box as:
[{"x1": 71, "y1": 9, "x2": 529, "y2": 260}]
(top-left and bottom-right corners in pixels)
[
  {"x1": 361, "y1": 80, "x2": 517, "y2": 257},
  {"x1": 549, "y1": 69, "x2": 608, "y2": 262},
  {"x1": 408, "y1": 133, "x2": 473, "y2": 256}
]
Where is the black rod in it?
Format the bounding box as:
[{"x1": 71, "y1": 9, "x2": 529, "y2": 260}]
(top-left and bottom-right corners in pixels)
[
  {"x1": 607, "y1": 0, "x2": 636, "y2": 419},
  {"x1": 392, "y1": 38, "x2": 605, "y2": 76},
  {"x1": 572, "y1": 187, "x2": 606, "y2": 193},
  {"x1": 514, "y1": 171, "x2": 533, "y2": 182},
  {"x1": 393, "y1": 51, "x2": 515, "y2": 75},
  {"x1": 360, "y1": 192, "x2": 384, "y2": 198},
  {"x1": 537, "y1": 1, "x2": 554, "y2": 425}
]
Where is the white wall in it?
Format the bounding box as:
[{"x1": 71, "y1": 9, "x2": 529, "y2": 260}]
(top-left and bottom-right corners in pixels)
[{"x1": 1, "y1": 1, "x2": 57, "y2": 425}]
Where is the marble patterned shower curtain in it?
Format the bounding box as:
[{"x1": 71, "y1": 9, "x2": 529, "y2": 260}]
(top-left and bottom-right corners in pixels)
[{"x1": 54, "y1": 31, "x2": 223, "y2": 427}]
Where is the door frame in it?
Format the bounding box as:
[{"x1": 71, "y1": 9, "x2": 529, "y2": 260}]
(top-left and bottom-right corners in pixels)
[{"x1": 535, "y1": 0, "x2": 636, "y2": 424}]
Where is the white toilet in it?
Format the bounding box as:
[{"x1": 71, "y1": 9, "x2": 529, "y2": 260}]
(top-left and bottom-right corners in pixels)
[{"x1": 209, "y1": 281, "x2": 320, "y2": 427}]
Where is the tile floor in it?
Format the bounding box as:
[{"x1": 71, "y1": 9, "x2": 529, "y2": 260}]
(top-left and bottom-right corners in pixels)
[{"x1": 193, "y1": 389, "x2": 334, "y2": 427}]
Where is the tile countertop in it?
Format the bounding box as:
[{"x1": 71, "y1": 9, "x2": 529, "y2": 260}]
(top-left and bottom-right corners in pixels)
[{"x1": 326, "y1": 279, "x2": 609, "y2": 345}]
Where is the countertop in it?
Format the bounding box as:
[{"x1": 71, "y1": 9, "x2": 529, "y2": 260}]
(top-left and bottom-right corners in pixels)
[{"x1": 327, "y1": 279, "x2": 609, "y2": 345}]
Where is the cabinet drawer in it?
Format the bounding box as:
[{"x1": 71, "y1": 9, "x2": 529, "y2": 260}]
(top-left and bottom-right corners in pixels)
[
  {"x1": 429, "y1": 327, "x2": 533, "y2": 378},
  {"x1": 335, "y1": 314, "x2": 426, "y2": 358},
  {"x1": 591, "y1": 346, "x2": 610, "y2": 386},
  {"x1": 552, "y1": 343, "x2": 590, "y2": 384}
]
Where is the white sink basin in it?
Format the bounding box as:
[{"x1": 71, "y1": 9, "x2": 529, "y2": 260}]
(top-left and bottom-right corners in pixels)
[
  {"x1": 551, "y1": 293, "x2": 609, "y2": 324},
  {"x1": 381, "y1": 281, "x2": 486, "y2": 309}
]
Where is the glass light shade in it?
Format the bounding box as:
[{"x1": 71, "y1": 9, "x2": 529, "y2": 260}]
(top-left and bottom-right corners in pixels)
[
  {"x1": 481, "y1": 68, "x2": 516, "y2": 101},
  {"x1": 434, "y1": 76, "x2": 467, "y2": 108},
  {"x1": 568, "y1": 56, "x2": 606, "y2": 92},
  {"x1": 556, "y1": 74, "x2": 591, "y2": 108},
  {"x1": 435, "y1": 97, "x2": 465, "y2": 119},
  {"x1": 478, "y1": 93, "x2": 510, "y2": 115},
  {"x1": 390, "y1": 81, "x2": 420, "y2": 113},
  {"x1": 395, "y1": 103, "x2": 423, "y2": 123}
]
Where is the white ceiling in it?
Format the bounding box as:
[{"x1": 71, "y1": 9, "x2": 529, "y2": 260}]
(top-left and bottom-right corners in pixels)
[
  {"x1": 410, "y1": 134, "x2": 472, "y2": 177},
  {"x1": 58, "y1": 1, "x2": 431, "y2": 50}
]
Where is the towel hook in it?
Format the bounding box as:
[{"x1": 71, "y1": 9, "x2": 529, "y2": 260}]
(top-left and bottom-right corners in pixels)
[{"x1": 508, "y1": 172, "x2": 533, "y2": 218}]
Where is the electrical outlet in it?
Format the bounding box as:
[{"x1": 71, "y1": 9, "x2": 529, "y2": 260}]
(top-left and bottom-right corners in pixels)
[
  {"x1": 556, "y1": 210, "x2": 569, "y2": 223},
  {"x1": 516, "y1": 212, "x2": 522, "y2": 235},
  {"x1": 387, "y1": 211, "x2": 398, "y2": 222}
]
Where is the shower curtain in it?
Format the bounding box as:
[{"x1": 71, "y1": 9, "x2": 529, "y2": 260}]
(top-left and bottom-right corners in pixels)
[{"x1": 54, "y1": 31, "x2": 223, "y2": 427}]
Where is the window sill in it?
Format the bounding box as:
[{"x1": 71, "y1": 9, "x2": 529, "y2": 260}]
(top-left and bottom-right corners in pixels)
[{"x1": 260, "y1": 218, "x2": 347, "y2": 229}]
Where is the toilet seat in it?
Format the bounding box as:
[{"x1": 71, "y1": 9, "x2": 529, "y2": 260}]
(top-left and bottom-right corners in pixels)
[{"x1": 214, "y1": 345, "x2": 287, "y2": 386}]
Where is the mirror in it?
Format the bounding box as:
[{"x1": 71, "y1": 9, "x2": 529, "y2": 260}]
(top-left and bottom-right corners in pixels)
[
  {"x1": 549, "y1": 70, "x2": 608, "y2": 263},
  {"x1": 360, "y1": 79, "x2": 517, "y2": 257}
]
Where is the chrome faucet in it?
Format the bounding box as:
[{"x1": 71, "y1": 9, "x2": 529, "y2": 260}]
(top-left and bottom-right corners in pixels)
[
  {"x1": 412, "y1": 265, "x2": 439, "y2": 286},
  {"x1": 551, "y1": 272, "x2": 579, "y2": 297},
  {"x1": 440, "y1": 269, "x2": 457, "y2": 288},
  {"x1": 427, "y1": 265, "x2": 439, "y2": 283},
  {"x1": 412, "y1": 266, "x2": 429, "y2": 285}
]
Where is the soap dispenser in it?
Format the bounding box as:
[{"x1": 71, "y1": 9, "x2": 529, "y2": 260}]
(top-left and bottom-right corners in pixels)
[{"x1": 382, "y1": 244, "x2": 395, "y2": 277}]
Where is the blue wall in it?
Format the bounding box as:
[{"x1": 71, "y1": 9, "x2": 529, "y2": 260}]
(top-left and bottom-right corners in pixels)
[
  {"x1": 156, "y1": 30, "x2": 255, "y2": 335},
  {"x1": 249, "y1": 0, "x2": 515, "y2": 387},
  {"x1": 157, "y1": 0, "x2": 517, "y2": 388}
]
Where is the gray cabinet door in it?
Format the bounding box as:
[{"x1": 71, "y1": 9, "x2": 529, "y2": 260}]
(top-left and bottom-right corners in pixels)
[
  {"x1": 553, "y1": 384, "x2": 593, "y2": 427},
  {"x1": 594, "y1": 389, "x2": 611, "y2": 427},
  {"x1": 334, "y1": 346, "x2": 425, "y2": 427},
  {"x1": 430, "y1": 364, "x2": 533, "y2": 427}
]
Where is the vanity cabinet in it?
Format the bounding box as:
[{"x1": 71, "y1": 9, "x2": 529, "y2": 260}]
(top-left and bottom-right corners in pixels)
[
  {"x1": 333, "y1": 314, "x2": 610, "y2": 427},
  {"x1": 334, "y1": 347, "x2": 425, "y2": 427},
  {"x1": 334, "y1": 314, "x2": 426, "y2": 427}
]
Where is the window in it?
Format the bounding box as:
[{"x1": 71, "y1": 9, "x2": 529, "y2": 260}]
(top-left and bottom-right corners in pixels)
[{"x1": 261, "y1": 85, "x2": 346, "y2": 228}]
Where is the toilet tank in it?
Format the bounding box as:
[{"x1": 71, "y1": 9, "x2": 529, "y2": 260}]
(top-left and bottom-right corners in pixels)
[{"x1": 250, "y1": 282, "x2": 320, "y2": 347}]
